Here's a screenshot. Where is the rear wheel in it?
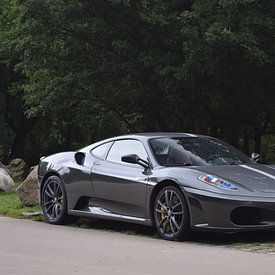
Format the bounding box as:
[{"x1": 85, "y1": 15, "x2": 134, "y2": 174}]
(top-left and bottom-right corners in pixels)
[
  {"x1": 154, "y1": 185, "x2": 189, "y2": 241},
  {"x1": 42, "y1": 176, "x2": 78, "y2": 224}
]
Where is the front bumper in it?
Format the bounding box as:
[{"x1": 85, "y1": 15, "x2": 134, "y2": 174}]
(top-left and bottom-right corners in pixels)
[{"x1": 183, "y1": 187, "x2": 275, "y2": 232}]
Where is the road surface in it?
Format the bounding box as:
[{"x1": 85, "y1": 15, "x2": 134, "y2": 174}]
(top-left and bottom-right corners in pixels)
[{"x1": 0, "y1": 216, "x2": 275, "y2": 274}]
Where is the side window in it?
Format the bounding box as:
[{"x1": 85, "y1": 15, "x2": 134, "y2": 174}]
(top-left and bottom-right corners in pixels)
[
  {"x1": 91, "y1": 142, "x2": 112, "y2": 159},
  {"x1": 107, "y1": 140, "x2": 148, "y2": 166}
]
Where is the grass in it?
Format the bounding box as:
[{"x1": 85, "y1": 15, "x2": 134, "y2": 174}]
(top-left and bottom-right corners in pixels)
[
  {"x1": 232, "y1": 242, "x2": 275, "y2": 253},
  {"x1": 0, "y1": 182, "x2": 43, "y2": 221},
  {"x1": 1, "y1": 184, "x2": 275, "y2": 253}
]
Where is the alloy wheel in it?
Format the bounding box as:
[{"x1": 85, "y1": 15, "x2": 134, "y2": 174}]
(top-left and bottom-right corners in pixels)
[
  {"x1": 42, "y1": 178, "x2": 64, "y2": 222},
  {"x1": 154, "y1": 186, "x2": 188, "y2": 240}
]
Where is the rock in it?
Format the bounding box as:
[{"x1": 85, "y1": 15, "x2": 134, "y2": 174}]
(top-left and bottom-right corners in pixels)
[
  {"x1": 6, "y1": 158, "x2": 28, "y2": 182},
  {"x1": 0, "y1": 161, "x2": 6, "y2": 169},
  {"x1": 22, "y1": 211, "x2": 42, "y2": 217},
  {"x1": 16, "y1": 166, "x2": 39, "y2": 207},
  {"x1": 0, "y1": 168, "x2": 15, "y2": 193}
]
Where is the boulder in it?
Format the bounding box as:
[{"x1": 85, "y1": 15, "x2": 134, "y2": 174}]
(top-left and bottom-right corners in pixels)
[
  {"x1": 0, "y1": 161, "x2": 5, "y2": 169},
  {"x1": 0, "y1": 168, "x2": 15, "y2": 193},
  {"x1": 16, "y1": 166, "x2": 39, "y2": 207},
  {"x1": 6, "y1": 158, "x2": 28, "y2": 182}
]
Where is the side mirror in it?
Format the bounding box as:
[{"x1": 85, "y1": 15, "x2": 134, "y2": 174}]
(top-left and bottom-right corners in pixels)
[
  {"x1": 75, "y1": 152, "x2": 85, "y2": 165},
  {"x1": 121, "y1": 154, "x2": 150, "y2": 169},
  {"x1": 251, "y1": 152, "x2": 261, "y2": 163}
]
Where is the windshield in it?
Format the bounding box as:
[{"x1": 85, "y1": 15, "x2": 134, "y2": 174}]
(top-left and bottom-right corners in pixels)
[{"x1": 149, "y1": 137, "x2": 252, "y2": 166}]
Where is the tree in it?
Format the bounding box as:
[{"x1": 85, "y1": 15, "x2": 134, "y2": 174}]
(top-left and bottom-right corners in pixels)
[
  {"x1": 0, "y1": 0, "x2": 274, "y2": 164},
  {"x1": 178, "y1": 0, "x2": 275, "y2": 150},
  {"x1": 0, "y1": 0, "x2": 37, "y2": 160}
]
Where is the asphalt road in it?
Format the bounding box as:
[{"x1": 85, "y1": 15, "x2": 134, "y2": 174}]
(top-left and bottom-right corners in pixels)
[{"x1": 1, "y1": 217, "x2": 275, "y2": 275}]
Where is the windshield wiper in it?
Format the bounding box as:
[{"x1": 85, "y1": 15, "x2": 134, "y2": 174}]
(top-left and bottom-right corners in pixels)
[{"x1": 228, "y1": 162, "x2": 240, "y2": 165}]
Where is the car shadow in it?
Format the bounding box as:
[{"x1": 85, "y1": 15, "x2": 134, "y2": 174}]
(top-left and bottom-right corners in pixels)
[
  {"x1": 75, "y1": 217, "x2": 156, "y2": 237},
  {"x1": 75, "y1": 217, "x2": 275, "y2": 245},
  {"x1": 188, "y1": 230, "x2": 275, "y2": 246}
]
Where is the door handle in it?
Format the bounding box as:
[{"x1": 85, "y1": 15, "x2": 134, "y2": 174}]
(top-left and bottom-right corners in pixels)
[{"x1": 93, "y1": 162, "x2": 100, "y2": 166}]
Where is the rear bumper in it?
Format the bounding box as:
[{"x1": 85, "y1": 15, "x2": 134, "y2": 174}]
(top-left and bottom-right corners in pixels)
[{"x1": 182, "y1": 187, "x2": 275, "y2": 232}]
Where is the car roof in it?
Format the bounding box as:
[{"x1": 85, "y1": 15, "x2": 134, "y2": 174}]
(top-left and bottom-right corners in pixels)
[
  {"x1": 113, "y1": 132, "x2": 205, "y2": 140},
  {"x1": 99, "y1": 132, "x2": 207, "y2": 144},
  {"x1": 131, "y1": 132, "x2": 199, "y2": 138},
  {"x1": 80, "y1": 132, "x2": 212, "y2": 152}
]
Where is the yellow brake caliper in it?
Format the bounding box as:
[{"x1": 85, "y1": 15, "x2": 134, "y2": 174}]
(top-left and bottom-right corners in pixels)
[
  {"x1": 161, "y1": 206, "x2": 170, "y2": 232},
  {"x1": 161, "y1": 207, "x2": 166, "y2": 220}
]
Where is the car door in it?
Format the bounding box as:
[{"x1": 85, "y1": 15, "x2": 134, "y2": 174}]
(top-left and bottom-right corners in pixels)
[{"x1": 91, "y1": 139, "x2": 149, "y2": 218}]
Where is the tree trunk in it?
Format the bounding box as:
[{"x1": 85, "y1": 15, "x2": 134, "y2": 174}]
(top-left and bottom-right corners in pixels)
[
  {"x1": 9, "y1": 117, "x2": 36, "y2": 160},
  {"x1": 9, "y1": 128, "x2": 27, "y2": 159},
  {"x1": 242, "y1": 131, "x2": 250, "y2": 155},
  {"x1": 254, "y1": 133, "x2": 262, "y2": 154},
  {"x1": 220, "y1": 125, "x2": 240, "y2": 148}
]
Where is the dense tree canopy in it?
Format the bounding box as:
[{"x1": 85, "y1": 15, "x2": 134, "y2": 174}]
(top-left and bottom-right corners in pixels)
[{"x1": 0, "y1": 0, "x2": 274, "y2": 165}]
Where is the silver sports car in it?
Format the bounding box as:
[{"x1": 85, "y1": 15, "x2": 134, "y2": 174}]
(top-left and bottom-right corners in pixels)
[{"x1": 38, "y1": 133, "x2": 275, "y2": 240}]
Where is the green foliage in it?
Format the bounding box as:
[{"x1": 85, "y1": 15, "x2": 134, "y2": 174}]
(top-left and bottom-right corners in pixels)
[
  {"x1": 178, "y1": 0, "x2": 275, "y2": 148},
  {"x1": 0, "y1": 0, "x2": 274, "y2": 163}
]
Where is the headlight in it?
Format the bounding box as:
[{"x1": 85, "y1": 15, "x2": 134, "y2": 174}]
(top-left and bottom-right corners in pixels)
[{"x1": 198, "y1": 175, "x2": 237, "y2": 191}]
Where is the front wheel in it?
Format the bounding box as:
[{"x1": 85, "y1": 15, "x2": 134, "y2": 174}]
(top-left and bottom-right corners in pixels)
[
  {"x1": 42, "y1": 176, "x2": 77, "y2": 225},
  {"x1": 154, "y1": 185, "x2": 189, "y2": 241}
]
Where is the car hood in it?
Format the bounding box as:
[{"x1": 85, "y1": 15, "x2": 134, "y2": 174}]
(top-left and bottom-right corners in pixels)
[{"x1": 190, "y1": 164, "x2": 275, "y2": 193}]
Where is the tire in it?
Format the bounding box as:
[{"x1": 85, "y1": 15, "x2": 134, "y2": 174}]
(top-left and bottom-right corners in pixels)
[
  {"x1": 41, "y1": 176, "x2": 78, "y2": 225},
  {"x1": 153, "y1": 185, "x2": 189, "y2": 241}
]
